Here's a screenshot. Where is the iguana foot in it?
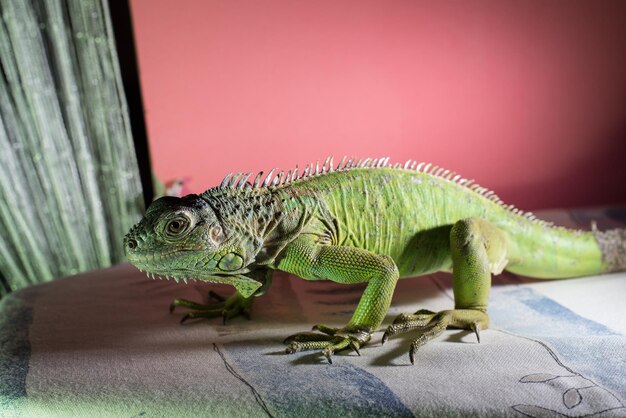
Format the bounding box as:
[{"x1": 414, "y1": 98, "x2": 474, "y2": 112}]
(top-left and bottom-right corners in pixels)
[
  {"x1": 284, "y1": 325, "x2": 371, "y2": 364},
  {"x1": 383, "y1": 309, "x2": 488, "y2": 364},
  {"x1": 170, "y1": 291, "x2": 252, "y2": 324}
]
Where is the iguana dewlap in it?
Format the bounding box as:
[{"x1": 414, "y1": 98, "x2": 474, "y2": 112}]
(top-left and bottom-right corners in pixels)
[{"x1": 124, "y1": 157, "x2": 626, "y2": 364}]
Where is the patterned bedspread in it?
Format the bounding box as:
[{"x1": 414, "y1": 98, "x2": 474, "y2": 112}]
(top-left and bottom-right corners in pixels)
[{"x1": 1, "y1": 207, "x2": 625, "y2": 417}]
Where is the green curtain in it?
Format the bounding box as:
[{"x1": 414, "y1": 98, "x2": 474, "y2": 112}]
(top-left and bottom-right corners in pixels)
[{"x1": 0, "y1": 0, "x2": 144, "y2": 296}]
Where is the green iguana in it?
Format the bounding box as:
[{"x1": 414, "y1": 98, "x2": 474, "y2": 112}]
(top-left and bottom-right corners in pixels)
[{"x1": 124, "y1": 157, "x2": 626, "y2": 364}]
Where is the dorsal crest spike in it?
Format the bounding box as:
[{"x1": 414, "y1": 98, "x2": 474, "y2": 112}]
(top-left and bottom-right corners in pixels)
[
  {"x1": 252, "y1": 171, "x2": 263, "y2": 188},
  {"x1": 210, "y1": 156, "x2": 552, "y2": 228},
  {"x1": 220, "y1": 173, "x2": 233, "y2": 188},
  {"x1": 229, "y1": 172, "x2": 242, "y2": 188},
  {"x1": 262, "y1": 168, "x2": 276, "y2": 187},
  {"x1": 237, "y1": 173, "x2": 252, "y2": 189},
  {"x1": 337, "y1": 156, "x2": 347, "y2": 171},
  {"x1": 323, "y1": 156, "x2": 332, "y2": 172}
]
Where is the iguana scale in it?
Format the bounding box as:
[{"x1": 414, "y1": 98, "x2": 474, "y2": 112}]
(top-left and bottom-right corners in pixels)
[{"x1": 124, "y1": 157, "x2": 626, "y2": 364}]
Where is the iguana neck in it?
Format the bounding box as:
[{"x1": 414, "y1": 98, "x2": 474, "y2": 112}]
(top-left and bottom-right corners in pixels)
[{"x1": 201, "y1": 187, "x2": 314, "y2": 268}]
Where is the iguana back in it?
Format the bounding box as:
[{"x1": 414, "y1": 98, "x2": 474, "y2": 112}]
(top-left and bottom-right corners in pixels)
[{"x1": 283, "y1": 162, "x2": 612, "y2": 279}]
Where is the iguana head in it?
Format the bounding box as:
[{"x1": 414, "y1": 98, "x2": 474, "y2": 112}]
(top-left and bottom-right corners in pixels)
[{"x1": 124, "y1": 195, "x2": 264, "y2": 297}]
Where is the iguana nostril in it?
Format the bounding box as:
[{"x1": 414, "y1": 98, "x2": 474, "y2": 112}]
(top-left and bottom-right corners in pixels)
[{"x1": 127, "y1": 239, "x2": 137, "y2": 250}]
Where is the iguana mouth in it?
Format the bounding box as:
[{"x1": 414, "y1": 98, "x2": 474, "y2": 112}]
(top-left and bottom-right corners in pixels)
[{"x1": 127, "y1": 249, "x2": 201, "y2": 262}]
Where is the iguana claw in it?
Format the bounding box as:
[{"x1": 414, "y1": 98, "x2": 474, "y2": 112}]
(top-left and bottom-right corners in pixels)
[
  {"x1": 409, "y1": 344, "x2": 417, "y2": 365},
  {"x1": 349, "y1": 341, "x2": 361, "y2": 356},
  {"x1": 470, "y1": 321, "x2": 481, "y2": 343}
]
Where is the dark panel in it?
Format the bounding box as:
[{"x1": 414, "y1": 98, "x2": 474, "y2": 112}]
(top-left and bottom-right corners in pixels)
[{"x1": 109, "y1": 0, "x2": 154, "y2": 207}]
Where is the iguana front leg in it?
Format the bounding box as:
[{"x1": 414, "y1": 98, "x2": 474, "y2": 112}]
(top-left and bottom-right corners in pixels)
[
  {"x1": 383, "y1": 217, "x2": 508, "y2": 364},
  {"x1": 170, "y1": 291, "x2": 254, "y2": 324},
  {"x1": 277, "y1": 235, "x2": 399, "y2": 363},
  {"x1": 170, "y1": 268, "x2": 273, "y2": 324}
]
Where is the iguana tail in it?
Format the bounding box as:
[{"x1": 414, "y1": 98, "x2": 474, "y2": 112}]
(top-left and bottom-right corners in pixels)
[
  {"x1": 593, "y1": 225, "x2": 626, "y2": 273},
  {"x1": 504, "y1": 220, "x2": 626, "y2": 279}
]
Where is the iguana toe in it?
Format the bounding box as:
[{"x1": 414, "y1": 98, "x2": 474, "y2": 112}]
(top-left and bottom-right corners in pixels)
[
  {"x1": 172, "y1": 291, "x2": 253, "y2": 324},
  {"x1": 180, "y1": 309, "x2": 223, "y2": 324},
  {"x1": 170, "y1": 298, "x2": 225, "y2": 314},
  {"x1": 311, "y1": 324, "x2": 339, "y2": 335},
  {"x1": 284, "y1": 325, "x2": 370, "y2": 363},
  {"x1": 283, "y1": 332, "x2": 335, "y2": 344},
  {"x1": 384, "y1": 309, "x2": 488, "y2": 364},
  {"x1": 382, "y1": 309, "x2": 438, "y2": 344}
]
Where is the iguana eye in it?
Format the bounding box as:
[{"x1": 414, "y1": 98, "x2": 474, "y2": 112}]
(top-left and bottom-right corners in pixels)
[{"x1": 166, "y1": 217, "x2": 189, "y2": 236}]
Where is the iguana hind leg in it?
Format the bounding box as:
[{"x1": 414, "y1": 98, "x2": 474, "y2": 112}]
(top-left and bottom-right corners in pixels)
[
  {"x1": 384, "y1": 217, "x2": 508, "y2": 364},
  {"x1": 279, "y1": 235, "x2": 399, "y2": 363}
]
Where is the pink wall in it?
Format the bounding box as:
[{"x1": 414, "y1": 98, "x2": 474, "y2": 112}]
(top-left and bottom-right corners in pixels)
[{"x1": 130, "y1": 0, "x2": 626, "y2": 210}]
